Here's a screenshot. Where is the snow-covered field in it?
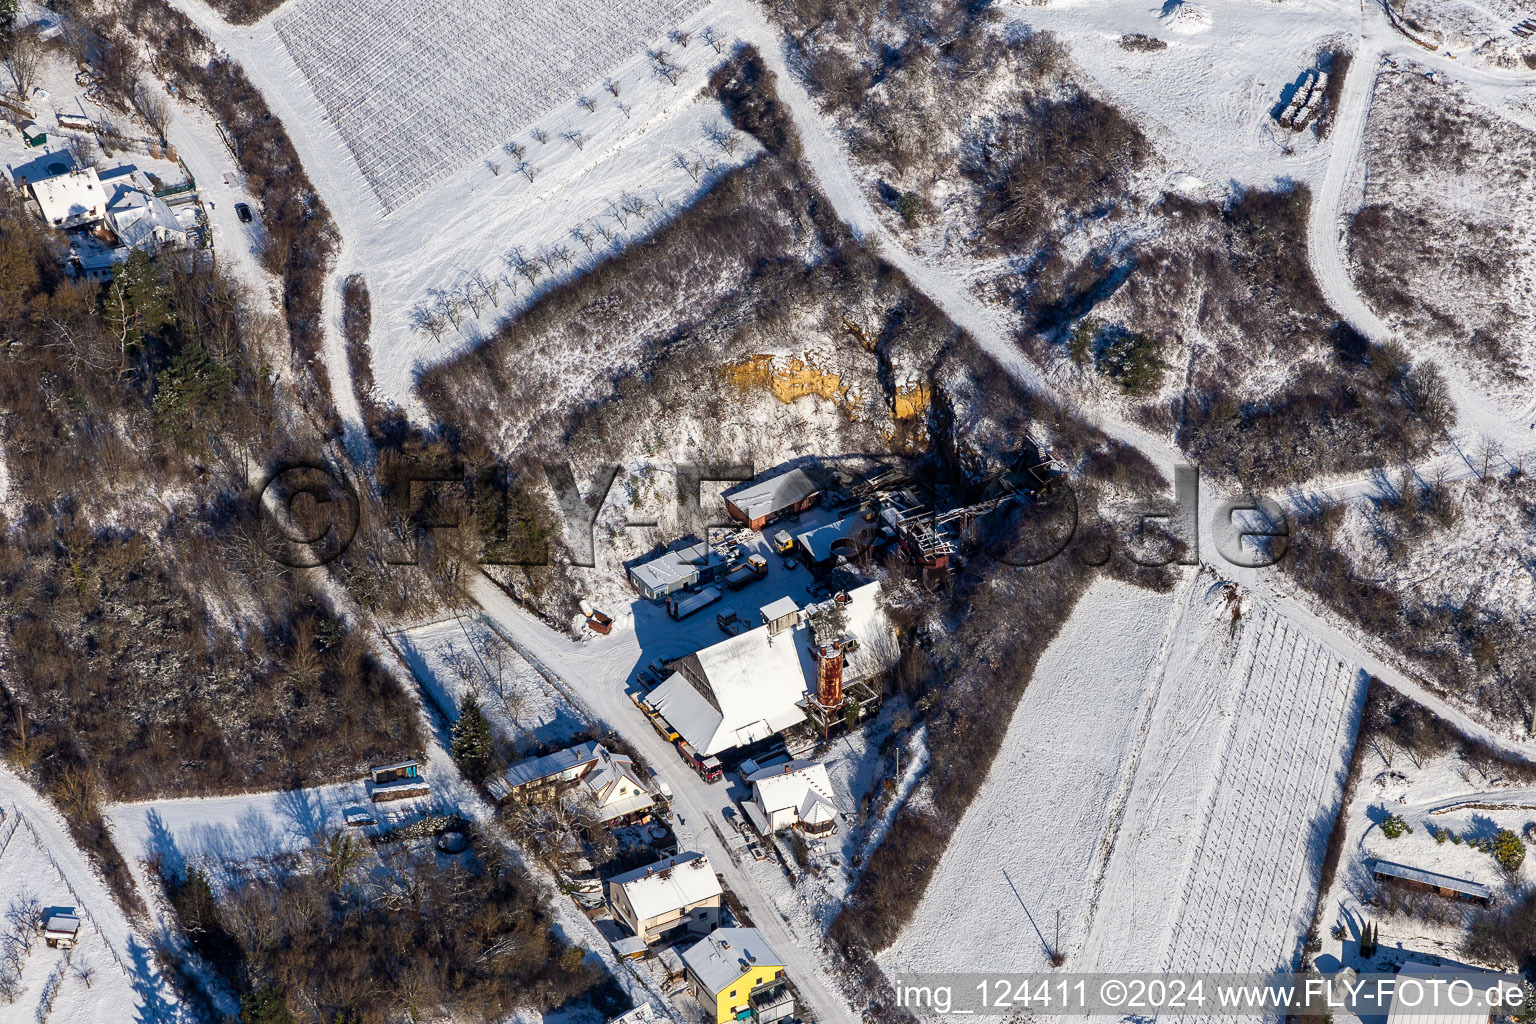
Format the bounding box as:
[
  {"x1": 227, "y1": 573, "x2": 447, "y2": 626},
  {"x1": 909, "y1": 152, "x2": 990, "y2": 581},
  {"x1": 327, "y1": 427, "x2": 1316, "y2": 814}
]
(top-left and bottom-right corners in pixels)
[
  {"x1": 884, "y1": 570, "x2": 1368, "y2": 992},
  {"x1": 1083, "y1": 580, "x2": 1366, "y2": 979},
  {"x1": 273, "y1": 0, "x2": 711, "y2": 210},
  {"x1": 0, "y1": 771, "x2": 181, "y2": 1022},
  {"x1": 883, "y1": 576, "x2": 1180, "y2": 977},
  {"x1": 165, "y1": 0, "x2": 759, "y2": 420},
  {"x1": 389, "y1": 615, "x2": 590, "y2": 755}
]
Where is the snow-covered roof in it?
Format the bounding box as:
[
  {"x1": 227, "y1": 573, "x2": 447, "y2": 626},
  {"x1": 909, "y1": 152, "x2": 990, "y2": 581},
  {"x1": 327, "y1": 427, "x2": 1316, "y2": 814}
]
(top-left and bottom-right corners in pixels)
[
  {"x1": 646, "y1": 582, "x2": 896, "y2": 756},
  {"x1": 1386, "y1": 960, "x2": 1521, "y2": 1024},
  {"x1": 579, "y1": 746, "x2": 653, "y2": 821},
  {"x1": 43, "y1": 914, "x2": 80, "y2": 936},
  {"x1": 795, "y1": 515, "x2": 868, "y2": 564},
  {"x1": 497, "y1": 741, "x2": 601, "y2": 790},
  {"x1": 108, "y1": 183, "x2": 187, "y2": 252},
  {"x1": 680, "y1": 927, "x2": 782, "y2": 996},
  {"x1": 630, "y1": 540, "x2": 715, "y2": 592},
  {"x1": 612, "y1": 935, "x2": 647, "y2": 957},
  {"x1": 30, "y1": 167, "x2": 104, "y2": 227},
  {"x1": 72, "y1": 244, "x2": 128, "y2": 272},
  {"x1": 608, "y1": 852, "x2": 722, "y2": 921},
  {"x1": 1371, "y1": 859, "x2": 1491, "y2": 900},
  {"x1": 723, "y1": 468, "x2": 819, "y2": 521},
  {"x1": 759, "y1": 596, "x2": 800, "y2": 623},
  {"x1": 751, "y1": 760, "x2": 838, "y2": 822}
]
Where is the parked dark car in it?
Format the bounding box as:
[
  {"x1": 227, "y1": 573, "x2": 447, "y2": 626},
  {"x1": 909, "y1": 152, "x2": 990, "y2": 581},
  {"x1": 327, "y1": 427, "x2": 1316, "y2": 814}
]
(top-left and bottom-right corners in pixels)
[{"x1": 234, "y1": 202, "x2": 253, "y2": 223}]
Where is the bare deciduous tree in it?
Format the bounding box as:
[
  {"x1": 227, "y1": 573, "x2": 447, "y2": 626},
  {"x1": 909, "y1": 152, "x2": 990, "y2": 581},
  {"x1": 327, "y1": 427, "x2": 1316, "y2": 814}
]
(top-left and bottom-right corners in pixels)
[
  {"x1": 468, "y1": 267, "x2": 500, "y2": 307},
  {"x1": 2, "y1": 30, "x2": 42, "y2": 98},
  {"x1": 132, "y1": 83, "x2": 173, "y2": 142},
  {"x1": 675, "y1": 151, "x2": 702, "y2": 181}
]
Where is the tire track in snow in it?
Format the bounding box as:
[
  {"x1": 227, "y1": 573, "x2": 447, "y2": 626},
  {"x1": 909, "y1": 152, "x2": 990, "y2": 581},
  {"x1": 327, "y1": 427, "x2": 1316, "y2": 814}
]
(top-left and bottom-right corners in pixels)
[{"x1": 1073, "y1": 574, "x2": 1197, "y2": 964}]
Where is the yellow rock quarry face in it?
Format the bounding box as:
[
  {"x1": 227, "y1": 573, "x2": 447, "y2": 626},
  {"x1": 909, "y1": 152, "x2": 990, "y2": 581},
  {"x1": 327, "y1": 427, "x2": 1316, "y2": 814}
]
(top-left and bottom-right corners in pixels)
[
  {"x1": 723, "y1": 354, "x2": 851, "y2": 406},
  {"x1": 891, "y1": 381, "x2": 930, "y2": 420},
  {"x1": 722, "y1": 354, "x2": 929, "y2": 438}
]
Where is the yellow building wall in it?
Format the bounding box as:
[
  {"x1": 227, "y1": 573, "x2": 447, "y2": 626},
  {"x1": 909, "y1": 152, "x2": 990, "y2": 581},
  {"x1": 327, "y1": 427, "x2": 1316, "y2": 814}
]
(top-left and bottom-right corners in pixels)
[{"x1": 711, "y1": 965, "x2": 787, "y2": 1023}]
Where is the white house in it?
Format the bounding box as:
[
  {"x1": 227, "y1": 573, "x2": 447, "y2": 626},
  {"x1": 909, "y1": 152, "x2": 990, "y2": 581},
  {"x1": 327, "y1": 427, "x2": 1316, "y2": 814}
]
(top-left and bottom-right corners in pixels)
[
  {"x1": 605, "y1": 851, "x2": 722, "y2": 945},
  {"x1": 107, "y1": 180, "x2": 188, "y2": 253},
  {"x1": 746, "y1": 760, "x2": 839, "y2": 835},
  {"x1": 645, "y1": 581, "x2": 897, "y2": 756},
  {"x1": 577, "y1": 744, "x2": 654, "y2": 823},
  {"x1": 29, "y1": 167, "x2": 106, "y2": 229}
]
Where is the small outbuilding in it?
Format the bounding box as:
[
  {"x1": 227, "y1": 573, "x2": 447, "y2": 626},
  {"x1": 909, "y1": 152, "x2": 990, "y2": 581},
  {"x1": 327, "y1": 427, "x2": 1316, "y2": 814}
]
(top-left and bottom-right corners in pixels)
[
  {"x1": 21, "y1": 122, "x2": 46, "y2": 148},
  {"x1": 628, "y1": 538, "x2": 720, "y2": 601},
  {"x1": 368, "y1": 760, "x2": 431, "y2": 803},
  {"x1": 43, "y1": 913, "x2": 80, "y2": 949},
  {"x1": 1371, "y1": 859, "x2": 1493, "y2": 906}
]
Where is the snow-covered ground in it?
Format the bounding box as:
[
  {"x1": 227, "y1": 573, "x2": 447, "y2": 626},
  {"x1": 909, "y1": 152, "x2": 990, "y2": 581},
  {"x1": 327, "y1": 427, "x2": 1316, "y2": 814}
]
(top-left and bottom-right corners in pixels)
[
  {"x1": 105, "y1": 753, "x2": 484, "y2": 881},
  {"x1": 1082, "y1": 577, "x2": 1366, "y2": 979},
  {"x1": 0, "y1": 768, "x2": 183, "y2": 1023},
  {"x1": 883, "y1": 575, "x2": 1179, "y2": 977},
  {"x1": 388, "y1": 614, "x2": 590, "y2": 755},
  {"x1": 272, "y1": 0, "x2": 712, "y2": 211},
  {"x1": 882, "y1": 570, "x2": 1368, "y2": 999}
]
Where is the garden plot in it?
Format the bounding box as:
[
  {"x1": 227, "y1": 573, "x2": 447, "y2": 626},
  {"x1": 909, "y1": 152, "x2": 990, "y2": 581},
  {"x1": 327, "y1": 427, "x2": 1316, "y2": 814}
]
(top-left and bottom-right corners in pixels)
[
  {"x1": 1314, "y1": 745, "x2": 1536, "y2": 971},
  {"x1": 273, "y1": 0, "x2": 711, "y2": 211},
  {"x1": 884, "y1": 573, "x2": 1369, "y2": 1002},
  {"x1": 389, "y1": 616, "x2": 589, "y2": 756},
  {"x1": 0, "y1": 786, "x2": 180, "y2": 1022}
]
